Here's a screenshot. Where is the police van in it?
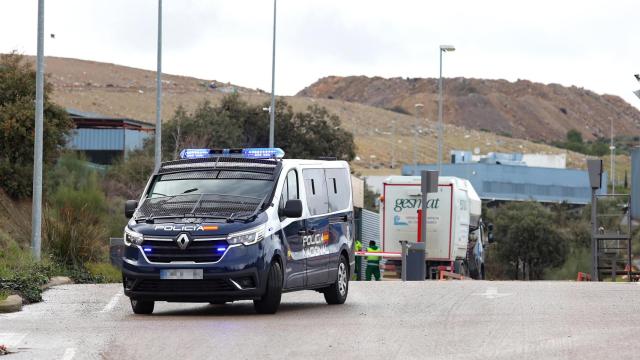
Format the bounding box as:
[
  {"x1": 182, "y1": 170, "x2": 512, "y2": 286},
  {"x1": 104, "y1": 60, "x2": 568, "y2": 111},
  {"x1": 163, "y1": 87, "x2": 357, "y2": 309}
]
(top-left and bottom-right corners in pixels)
[{"x1": 121, "y1": 148, "x2": 355, "y2": 314}]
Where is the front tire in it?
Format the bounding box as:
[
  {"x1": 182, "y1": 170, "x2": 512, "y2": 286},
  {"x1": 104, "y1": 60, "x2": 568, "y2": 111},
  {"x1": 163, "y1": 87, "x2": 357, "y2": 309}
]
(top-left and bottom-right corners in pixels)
[
  {"x1": 323, "y1": 254, "x2": 349, "y2": 305},
  {"x1": 254, "y1": 261, "x2": 283, "y2": 314},
  {"x1": 130, "y1": 299, "x2": 154, "y2": 314}
]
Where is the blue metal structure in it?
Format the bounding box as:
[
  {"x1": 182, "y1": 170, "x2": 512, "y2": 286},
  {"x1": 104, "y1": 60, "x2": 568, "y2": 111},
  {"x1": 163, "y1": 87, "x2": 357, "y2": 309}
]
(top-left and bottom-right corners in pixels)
[
  {"x1": 402, "y1": 163, "x2": 608, "y2": 205},
  {"x1": 66, "y1": 109, "x2": 154, "y2": 164}
]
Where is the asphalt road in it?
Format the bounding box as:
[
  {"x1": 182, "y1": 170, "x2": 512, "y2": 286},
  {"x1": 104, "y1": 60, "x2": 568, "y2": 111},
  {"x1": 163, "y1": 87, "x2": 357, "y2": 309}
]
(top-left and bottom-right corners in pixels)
[{"x1": 2, "y1": 281, "x2": 640, "y2": 359}]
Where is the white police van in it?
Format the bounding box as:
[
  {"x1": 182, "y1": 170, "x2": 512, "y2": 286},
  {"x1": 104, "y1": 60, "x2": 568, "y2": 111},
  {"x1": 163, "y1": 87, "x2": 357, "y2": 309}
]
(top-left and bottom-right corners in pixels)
[{"x1": 121, "y1": 148, "x2": 355, "y2": 314}]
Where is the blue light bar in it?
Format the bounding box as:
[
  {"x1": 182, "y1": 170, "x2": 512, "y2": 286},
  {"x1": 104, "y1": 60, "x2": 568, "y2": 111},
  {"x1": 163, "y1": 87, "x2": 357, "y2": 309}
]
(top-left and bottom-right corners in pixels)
[
  {"x1": 143, "y1": 247, "x2": 152, "y2": 253},
  {"x1": 242, "y1": 148, "x2": 285, "y2": 159},
  {"x1": 179, "y1": 149, "x2": 211, "y2": 159},
  {"x1": 179, "y1": 148, "x2": 284, "y2": 160},
  {"x1": 216, "y1": 247, "x2": 227, "y2": 252}
]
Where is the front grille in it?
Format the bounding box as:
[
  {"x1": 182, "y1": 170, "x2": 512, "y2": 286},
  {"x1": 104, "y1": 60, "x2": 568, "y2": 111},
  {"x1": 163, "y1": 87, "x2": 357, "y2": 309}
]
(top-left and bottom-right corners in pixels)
[
  {"x1": 135, "y1": 279, "x2": 235, "y2": 292},
  {"x1": 143, "y1": 238, "x2": 227, "y2": 263}
]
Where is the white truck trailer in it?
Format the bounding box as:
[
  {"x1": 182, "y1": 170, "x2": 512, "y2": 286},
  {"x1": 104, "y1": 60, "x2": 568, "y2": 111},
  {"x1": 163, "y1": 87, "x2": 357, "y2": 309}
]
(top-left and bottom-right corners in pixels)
[{"x1": 380, "y1": 176, "x2": 492, "y2": 279}]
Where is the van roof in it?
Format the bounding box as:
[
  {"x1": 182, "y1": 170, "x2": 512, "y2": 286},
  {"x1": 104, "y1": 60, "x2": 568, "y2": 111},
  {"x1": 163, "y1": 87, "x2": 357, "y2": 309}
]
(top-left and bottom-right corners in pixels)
[{"x1": 281, "y1": 159, "x2": 349, "y2": 168}]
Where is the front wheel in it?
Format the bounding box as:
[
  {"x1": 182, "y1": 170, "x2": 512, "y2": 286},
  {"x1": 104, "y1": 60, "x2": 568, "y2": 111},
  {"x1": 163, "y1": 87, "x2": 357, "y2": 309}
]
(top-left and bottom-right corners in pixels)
[
  {"x1": 130, "y1": 299, "x2": 154, "y2": 314},
  {"x1": 323, "y1": 255, "x2": 349, "y2": 305},
  {"x1": 254, "y1": 261, "x2": 283, "y2": 314}
]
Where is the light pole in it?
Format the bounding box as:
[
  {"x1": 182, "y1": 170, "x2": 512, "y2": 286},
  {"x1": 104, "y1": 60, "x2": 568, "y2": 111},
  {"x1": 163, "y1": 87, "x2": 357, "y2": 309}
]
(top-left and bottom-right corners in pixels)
[
  {"x1": 31, "y1": 0, "x2": 45, "y2": 261},
  {"x1": 268, "y1": 0, "x2": 277, "y2": 147},
  {"x1": 154, "y1": 0, "x2": 162, "y2": 171},
  {"x1": 610, "y1": 117, "x2": 615, "y2": 195},
  {"x1": 414, "y1": 103, "x2": 424, "y2": 169},
  {"x1": 391, "y1": 118, "x2": 396, "y2": 169},
  {"x1": 438, "y1": 45, "x2": 455, "y2": 172}
]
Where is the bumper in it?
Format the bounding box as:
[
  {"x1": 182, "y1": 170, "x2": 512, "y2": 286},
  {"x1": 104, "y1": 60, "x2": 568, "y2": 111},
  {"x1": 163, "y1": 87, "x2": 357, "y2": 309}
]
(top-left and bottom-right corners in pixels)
[{"x1": 121, "y1": 242, "x2": 270, "y2": 302}]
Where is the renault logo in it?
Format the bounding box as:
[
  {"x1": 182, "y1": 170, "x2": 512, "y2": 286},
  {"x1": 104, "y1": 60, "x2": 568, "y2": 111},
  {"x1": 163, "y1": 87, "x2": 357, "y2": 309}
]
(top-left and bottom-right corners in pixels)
[{"x1": 176, "y1": 233, "x2": 191, "y2": 250}]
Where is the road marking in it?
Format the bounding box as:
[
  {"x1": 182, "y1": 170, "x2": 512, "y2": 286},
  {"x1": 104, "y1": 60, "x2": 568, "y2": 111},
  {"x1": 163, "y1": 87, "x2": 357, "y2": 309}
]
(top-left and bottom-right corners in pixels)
[
  {"x1": 100, "y1": 292, "x2": 123, "y2": 313},
  {"x1": 61, "y1": 347, "x2": 76, "y2": 360},
  {"x1": 0, "y1": 332, "x2": 28, "y2": 347},
  {"x1": 473, "y1": 287, "x2": 512, "y2": 299}
]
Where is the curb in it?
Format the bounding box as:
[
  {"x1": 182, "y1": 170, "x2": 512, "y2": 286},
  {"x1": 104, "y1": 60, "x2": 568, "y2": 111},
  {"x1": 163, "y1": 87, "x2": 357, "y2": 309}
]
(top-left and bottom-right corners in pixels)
[
  {"x1": 0, "y1": 295, "x2": 23, "y2": 313},
  {"x1": 41, "y1": 276, "x2": 74, "y2": 290}
]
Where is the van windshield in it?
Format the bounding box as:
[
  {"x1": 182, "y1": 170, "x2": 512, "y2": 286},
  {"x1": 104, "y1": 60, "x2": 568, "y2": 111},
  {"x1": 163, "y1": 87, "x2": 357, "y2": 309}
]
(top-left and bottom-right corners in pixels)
[{"x1": 148, "y1": 174, "x2": 273, "y2": 200}]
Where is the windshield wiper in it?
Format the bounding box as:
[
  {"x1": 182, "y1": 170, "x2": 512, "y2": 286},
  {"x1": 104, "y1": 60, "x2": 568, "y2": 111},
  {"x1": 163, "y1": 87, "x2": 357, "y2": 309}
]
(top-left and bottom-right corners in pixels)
[{"x1": 181, "y1": 188, "x2": 199, "y2": 194}]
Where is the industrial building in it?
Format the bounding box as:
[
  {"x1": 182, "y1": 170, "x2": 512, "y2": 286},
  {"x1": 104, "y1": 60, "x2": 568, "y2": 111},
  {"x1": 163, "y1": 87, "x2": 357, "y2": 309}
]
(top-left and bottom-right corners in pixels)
[
  {"x1": 400, "y1": 151, "x2": 608, "y2": 205},
  {"x1": 65, "y1": 109, "x2": 154, "y2": 164}
]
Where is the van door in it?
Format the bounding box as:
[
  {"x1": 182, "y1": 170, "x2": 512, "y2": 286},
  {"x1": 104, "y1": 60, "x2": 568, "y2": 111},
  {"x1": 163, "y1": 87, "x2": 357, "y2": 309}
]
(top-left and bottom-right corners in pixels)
[
  {"x1": 279, "y1": 169, "x2": 306, "y2": 289},
  {"x1": 302, "y1": 169, "x2": 331, "y2": 286},
  {"x1": 325, "y1": 168, "x2": 352, "y2": 280}
]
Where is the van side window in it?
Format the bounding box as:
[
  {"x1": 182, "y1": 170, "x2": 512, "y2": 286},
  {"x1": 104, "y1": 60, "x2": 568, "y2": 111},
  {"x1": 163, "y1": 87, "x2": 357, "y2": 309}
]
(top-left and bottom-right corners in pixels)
[
  {"x1": 302, "y1": 169, "x2": 329, "y2": 215},
  {"x1": 325, "y1": 168, "x2": 350, "y2": 212},
  {"x1": 279, "y1": 170, "x2": 298, "y2": 211}
]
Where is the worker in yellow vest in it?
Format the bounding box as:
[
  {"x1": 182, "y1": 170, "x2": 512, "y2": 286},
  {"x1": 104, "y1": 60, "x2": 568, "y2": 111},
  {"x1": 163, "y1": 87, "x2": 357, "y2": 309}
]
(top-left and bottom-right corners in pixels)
[
  {"x1": 355, "y1": 240, "x2": 362, "y2": 280},
  {"x1": 365, "y1": 240, "x2": 381, "y2": 281}
]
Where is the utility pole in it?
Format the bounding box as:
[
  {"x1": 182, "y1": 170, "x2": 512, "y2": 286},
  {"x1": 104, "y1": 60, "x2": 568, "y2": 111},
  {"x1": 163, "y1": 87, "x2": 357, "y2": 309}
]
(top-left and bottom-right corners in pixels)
[
  {"x1": 268, "y1": 0, "x2": 277, "y2": 147},
  {"x1": 391, "y1": 118, "x2": 396, "y2": 169},
  {"x1": 610, "y1": 117, "x2": 615, "y2": 195},
  {"x1": 31, "y1": 0, "x2": 45, "y2": 261},
  {"x1": 414, "y1": 104, "x2": 424, "y2": 168},
  {"x1": 154, "y1": 0, "x2": 163, "y2": 171},
  {"x1": 438, "y1": 45, "x2": 455, "y2": 172}
]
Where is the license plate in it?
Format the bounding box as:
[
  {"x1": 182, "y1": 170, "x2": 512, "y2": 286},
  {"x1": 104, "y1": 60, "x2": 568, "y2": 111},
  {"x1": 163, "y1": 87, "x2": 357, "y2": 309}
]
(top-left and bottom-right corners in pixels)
[{"x1": 160, "y1": 269, "x2": 203, "y2": 280}]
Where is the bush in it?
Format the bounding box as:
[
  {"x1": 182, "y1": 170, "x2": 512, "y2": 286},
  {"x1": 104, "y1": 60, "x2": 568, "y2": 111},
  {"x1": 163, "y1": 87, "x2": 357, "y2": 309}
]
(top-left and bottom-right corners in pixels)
[
  {"x1": 85, "y1": 262, "x2": 121, "y2": 283},
  {"x1": 493, "y1": 202, "x2": 568, "y2": 280},
  {"x1": 44, "y1": 155, "x2": 109, "y2": 266}
]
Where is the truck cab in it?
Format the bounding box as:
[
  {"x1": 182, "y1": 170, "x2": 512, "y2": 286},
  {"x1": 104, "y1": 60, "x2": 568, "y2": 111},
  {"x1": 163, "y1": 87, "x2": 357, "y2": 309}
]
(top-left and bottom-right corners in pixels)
[{"x1": 121, "y1": 148, "x2": 354, "y2": 314}]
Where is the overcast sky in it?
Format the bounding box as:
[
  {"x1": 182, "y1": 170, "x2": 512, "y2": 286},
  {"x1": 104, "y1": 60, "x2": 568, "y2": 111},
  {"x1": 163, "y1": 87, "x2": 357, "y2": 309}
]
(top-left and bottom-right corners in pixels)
[{"x1": 2, "y1": 0, "x2": 639, "y2": 107}]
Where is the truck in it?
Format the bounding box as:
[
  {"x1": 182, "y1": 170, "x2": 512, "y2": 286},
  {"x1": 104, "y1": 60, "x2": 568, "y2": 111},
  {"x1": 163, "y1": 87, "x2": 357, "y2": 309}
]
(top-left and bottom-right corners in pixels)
[{"x1": 380, "y1": 176, "x2": 493, "y2": 279}]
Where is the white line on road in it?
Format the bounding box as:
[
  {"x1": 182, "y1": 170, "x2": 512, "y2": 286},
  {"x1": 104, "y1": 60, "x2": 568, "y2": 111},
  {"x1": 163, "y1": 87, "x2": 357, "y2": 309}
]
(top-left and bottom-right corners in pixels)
[
  {"x1": 473, "y1": 287, "x2": 512, "y2": 299},
  {"x1": 61, "y1": 347, "x2": 76, "y2": 360},
  {"x1": 0, "y1": 332, "x2": 28, "y2": 347},
  {"x1": 100, "y1": 292, "x2": 123, "y2": 313}
]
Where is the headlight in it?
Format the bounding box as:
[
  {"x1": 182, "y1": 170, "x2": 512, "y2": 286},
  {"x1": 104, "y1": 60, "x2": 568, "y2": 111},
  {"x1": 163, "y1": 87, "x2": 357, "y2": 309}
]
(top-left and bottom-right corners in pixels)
[
  {"x1": 226, "y1": 226, "x2": 265, "y2": 246},
  {"x1": 124, "y1": 227, "x2": 144, "y2": 246}
]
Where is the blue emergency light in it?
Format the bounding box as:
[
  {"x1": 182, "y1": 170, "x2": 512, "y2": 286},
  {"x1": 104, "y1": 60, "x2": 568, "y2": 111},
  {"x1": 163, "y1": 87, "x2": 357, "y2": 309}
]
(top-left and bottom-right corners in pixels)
[{"x1": 179, "y1": 148, "x2": 285, "y2": 160}]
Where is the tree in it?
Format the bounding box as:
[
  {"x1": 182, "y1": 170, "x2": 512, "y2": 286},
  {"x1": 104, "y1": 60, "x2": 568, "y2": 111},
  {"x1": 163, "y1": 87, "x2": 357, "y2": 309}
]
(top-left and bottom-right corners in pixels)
[
  {"x1": 162, "y1": 94, "x2": 356, "y2": 161},
  {"x1": 0, "y1": 52, "x2": 74, "y2": 199},
  {"x1": 566, "y1": 129, "x2": 583, "y2": 144},
  {"x1": 493, "y1": 202, "x2": 568, "y2": 280}
]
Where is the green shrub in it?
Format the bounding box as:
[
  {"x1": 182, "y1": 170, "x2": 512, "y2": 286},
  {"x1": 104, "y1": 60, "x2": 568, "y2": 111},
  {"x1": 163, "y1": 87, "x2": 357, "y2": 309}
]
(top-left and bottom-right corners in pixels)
[
  {"x1": 85, "y1": 262, "x2": 121, "y2": 283},
  {"x1": 44, "y1": 157, "x2": 109, "y2": 266},
  {"x1": 0, "y1": 290, "x2": 7, "y2": 301}
]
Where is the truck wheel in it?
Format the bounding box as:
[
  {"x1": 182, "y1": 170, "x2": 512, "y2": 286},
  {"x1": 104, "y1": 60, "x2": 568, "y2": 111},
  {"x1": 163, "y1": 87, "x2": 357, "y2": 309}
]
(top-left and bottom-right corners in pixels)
[
  {"x1": 130, "y1": 299, "x2": 154, "y2": 314},
  {"x1": 323, "y1": 255, "x2": 349, "y2": 305},
  {"x1": 254, "y1": 261, "x2": 283, "y2": 314}
]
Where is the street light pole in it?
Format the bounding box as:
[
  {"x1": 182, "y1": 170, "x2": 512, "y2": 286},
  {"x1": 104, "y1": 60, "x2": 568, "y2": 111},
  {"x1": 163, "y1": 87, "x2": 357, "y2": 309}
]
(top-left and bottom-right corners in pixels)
[
  {"x1": 414, "y1": 104, "x2": 424, "y2": 169},
  {"x1": 268, "y1": 0, "x2": 277, "y2": 147},
  {"x1": 154, "y1": 0, "x2": 162, "y2": 171},
  {"x1": 437, "y1": 45, "x2": 455, "y2": 172},
  {"x1": 610, "y1": 117, "x2": 615, "y2": 195},
  {"x1": 31, "y1": 0, "x2": 45, "y2": 261},
  {"x1": 391, "y1": 118, "x2": 396, "y2": 169}
]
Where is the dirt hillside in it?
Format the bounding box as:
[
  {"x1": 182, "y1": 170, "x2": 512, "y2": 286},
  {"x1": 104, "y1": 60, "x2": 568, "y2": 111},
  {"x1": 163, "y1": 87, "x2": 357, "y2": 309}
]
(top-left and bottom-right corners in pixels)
[
  {"x1": 298, "y1": 76, "x2": 640, "y2": 142},
  {"x1": 24, "y1": 56, "x2": 629, "y2": 176}
]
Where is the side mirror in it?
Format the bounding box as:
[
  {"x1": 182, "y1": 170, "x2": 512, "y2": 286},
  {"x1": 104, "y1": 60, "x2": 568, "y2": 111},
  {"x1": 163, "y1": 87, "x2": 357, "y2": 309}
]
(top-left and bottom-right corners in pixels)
[
  {"x1": 125, "y1": 200, "x2": 138, "y2": 219},
  {"x1": 280, "y1": 199, "x2": 303, "y2": 218}
]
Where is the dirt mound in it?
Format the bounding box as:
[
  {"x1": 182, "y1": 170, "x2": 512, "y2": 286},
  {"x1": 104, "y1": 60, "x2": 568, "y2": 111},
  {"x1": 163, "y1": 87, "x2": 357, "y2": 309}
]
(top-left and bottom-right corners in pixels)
[{"x1": 298, "y1": 76, "x2": 640, "y2": 141}]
